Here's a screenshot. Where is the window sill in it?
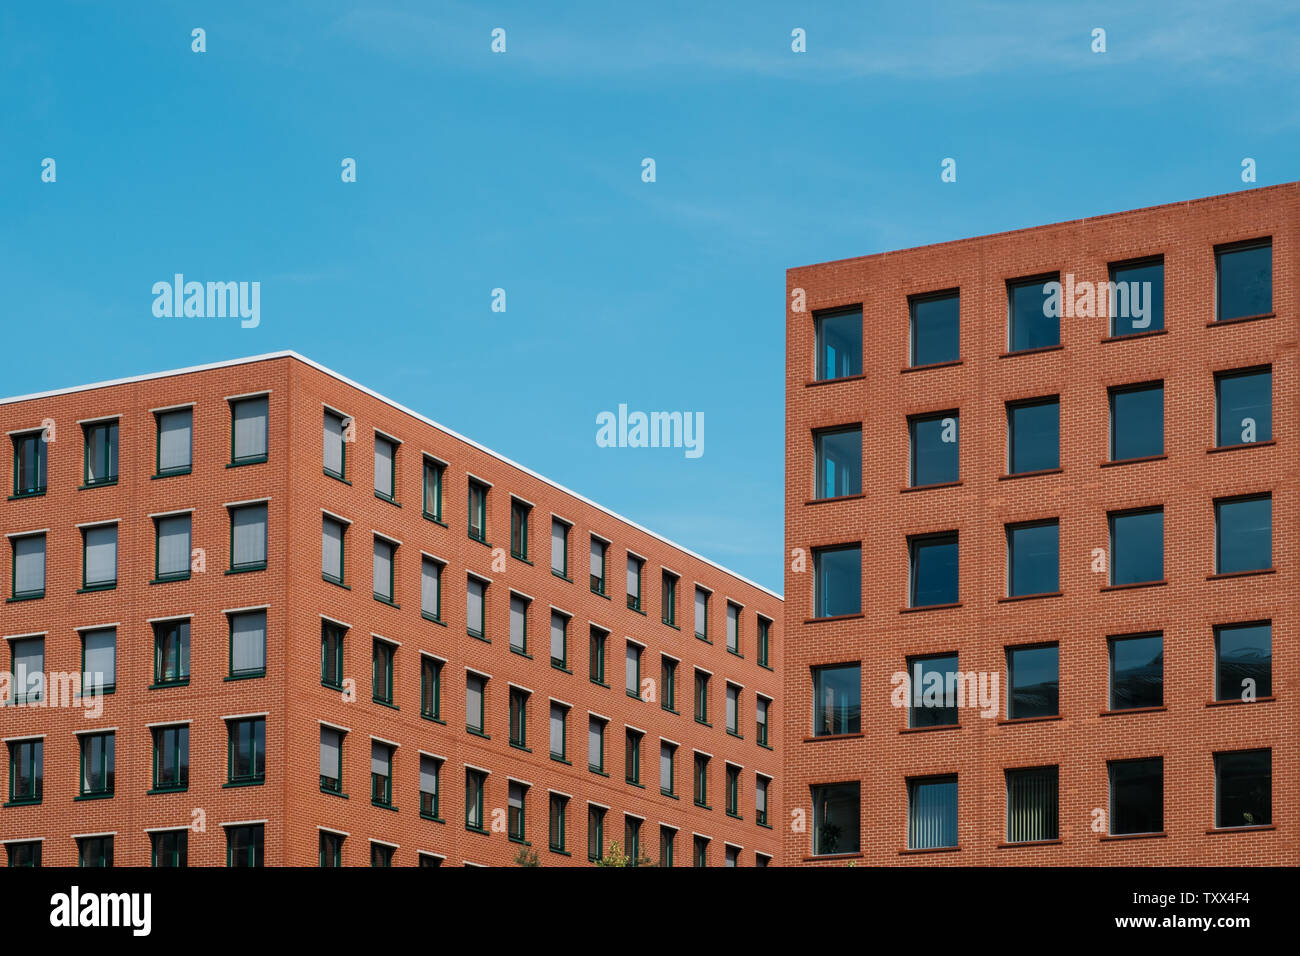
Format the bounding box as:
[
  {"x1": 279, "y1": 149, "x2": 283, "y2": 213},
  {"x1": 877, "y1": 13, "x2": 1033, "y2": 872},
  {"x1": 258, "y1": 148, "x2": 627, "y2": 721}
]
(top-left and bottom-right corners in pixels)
[
  {"x1": 552, "y1": 663, "x2": 571, "y2": 674},
  {"x1": 628, "y1": 604, "x2": 645, "y2": 615},
  {"x1": 79, "y1": 480, "x2": 119, "y2": 491},
  {"x1": 661, "y1": 790, "x2": 678, "y2": 800},
  {"x1": 899, "y1": 602, "x2": 961, "y2": 614},
  {"x1": 552, "y1": 571, "x2": 572, "y2": 583},
  {"x1": 726, "y1": 730, "x2": 743, "y2": 740},
  {"x1": 468, "y1": 535, "x2": 491, "y2": 549},
  {"x1": 373, "y1": 699, "x2": 399, "y2": 711},
  {"x1": 74, "y1": 793, "x2": 115, "y2": 802},
  {"x1": 1100, "y1": 580, "x2": 1166, "y2": 592},
  {"x1": 323, "y1": 575, "x2": 350, "y2": 589},
  {"x1": 662, "y1": 620, "x2": 679, "y2": 630},
  {"x1": 147, "y1": 787, "x2": 189, "y2": 797},
  {"x1": 1205, "y1": 825, "x2": 1276, "y2": 835},
  {"x1": 805, "y1": 373, "x2": 866, "y2": 388},
  {"x1": 8, "y1": 491, "x2": 46, "y2": 501},
  {"x1": 592, "y1": 680, "x2": 610, "y2": 689},
  {"x1": 996, "y1": 839, "x2": 1062, "y2": 848},
  {"x1": 420, "y1": 611, "x2": 445, "y2": 626},
  {"x1": 696, "y1": 634, "x2": 712, "y2": 644},
  {"x1": 224, "y1": 672, "x2": 266, "y2": 682},
  {"x1": 510, "y1": 648, "x2": 533, "y2": 660},
  {"x1": 802, "y1": 852, "x2": 865, "y2": 862},
  {"x1": 321, "y1": 788, "x2": 348, "y2": 799},
  {"x1": 511, "y1": 553, "x2": 532, "y2": 566},
  {"x1": 726, "y1": 811, "x2": 743, "y2": 821},
  {"x1": 695, "y1": 719, "x2": 712, "y2": 729},
  {"x1": 149, "y1": 680, "x2": 190, "y2": 690},
  {"x1": 226, "y1": 564, "x2": 267, "y2": 576},
  {"x1": 694, "y1": 802, "x2": 712, "y2": 811},
  {"x1": 422, "y1": 514, "x2": 447, "y2": 527},
  {"x1": 805, "y1": 613, "x2": 864, "y2": 625},
  {"x1": 554, "y1": 756, "x2": 574, "y2": 767},
  {"x1": 324, "y1": 470, "x2": 350, "y2": 484},
  {"x1": 1207, "y1": 568, "x2": 1275, "y2": 581},
  {"x1": 997, "y1": 715, "x2": 1062, "y2": 726},
  {"x1": 999, "y1": 344, "x2": 1063, "y2": 359},
  {"x1": 726, "y1": 649, "x2": 743, "y2": 660},
  {"x1": 805, "y1": 493, "x2": 866, "y2": 506},
  {"x1": 1206, "y1": 696, "x2": 1275, "y2": 708},
  {"x1": 1101, "y1": 328, "x2": 1167, "y2": 344},
  {"x1": 465, "y1": 825, "x2": 488, "y2": 836},
  {"x1": 467, "y1": 728, "x2": 489, "y2": 739},
  {"x1": 1098, "y1": 705, "x2": 1166, "y2": 717},
  {"x1": 375, "y1": 493, "x2": 400, "y2": 507},
  {"x1": 3, "y1": 799, "x2": 41, "y2": 808},
  {"x1": 222, "y1": 780, "x2": 266, "y2": 789},
  {"x1": 627, "y1": 690, "x2": 642, "y2": 701},
  {"x1": 901, "y1": 359, "x2": 962, "y2": 374},
  {"x1": 998, "y1": 591, "x2": 1062, "y2": 604},
  {"x1": 77, "y1": 583, "x2": 117, "y2": 594},
  {"x1": 510, "y1": 743, "x2": 531, "y2": 754},
  {"x1": 421, "y1": 714, "x2": 445, "y2": 725},
  {"x1": 627, "y1": 780, "x2": 645, "y2": 790},
  {"x1": 900, "y1": 723, "x2": 960, "y2": 734},
  {"x1": 373, "y1": 595, "x2": 399, "y2": 609},
  {"x1": 6, "y1": 593, "x2": 45, "y2": 603},
  {"x1": 227, "y1": 456, "x2": 268, "y2": 468},
  {"x1": 1100, "y1": 454, "x2": 1166, "y2": 468},
  {"x1": 150, "y1": 575, "x2": 191, "y2": 585},
  {"x1": 998, "y1": 468, "x2": 1062, "y2": 481},
  {"x1": 420, "y1": 812, "x2": 444, "y2": 824},
  {"x1": 153, "y1": 468, "x2": 192, "y2": 479},
  {"x1": 1100, "y1": 831, "x2": 1166, "y2": 842},
  {"x1": 372, "y1": 801, "x2": 399, "y2": 813},
  {"x1": 549, "y1": 847, "x2": 571, "y2": 857},
  {"x1": 758, "y1": 741, "x2": 773, "y2": 750},
  {"x1": 757, "y1": 821, "x2": 772, "y2": 830},
  {"x1": 467, "y1": 631, "x2": 489, "y2": 643},
  {"x1": 591, "y1": 588, "x2": 610, "y2": 601},
  {"x1": 587, "y1": 766, "x2": 605, "y2": 775},
  {"x1": 1208, "y1": 312, "x2": 1274, "y2": 327},
  {"x1": 508, "y1": 837, "x2": 530, "y2": 846},
  {"x1": 901, "y1": 481, "x2": 961, "y2": 494},
  {"x1": 1208, "y1": 440, "x2": 1275, "y2": 455},
  {"x1": 899, "y1": 845, "x2": 960, "y2": 855}
]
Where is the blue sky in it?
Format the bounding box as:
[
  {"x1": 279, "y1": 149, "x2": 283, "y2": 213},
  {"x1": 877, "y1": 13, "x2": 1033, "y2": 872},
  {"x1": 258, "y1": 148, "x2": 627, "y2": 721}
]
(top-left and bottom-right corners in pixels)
[{"x1": 4, "y1": 0, "x2": 1298, "y2": 592}]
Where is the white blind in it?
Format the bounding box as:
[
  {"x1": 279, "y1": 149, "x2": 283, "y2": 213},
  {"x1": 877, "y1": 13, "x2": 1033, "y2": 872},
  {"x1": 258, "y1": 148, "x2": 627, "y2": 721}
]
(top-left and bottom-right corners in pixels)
[
  {"x1": 551, "y1": 520, "x2": 566, "y2": 573},
  {"x1": 466, "y1": 677, "x2": 483, "y2": 728},
  {"x1": 550, "y1": 612, "x2": 566, "y2": 663},
  {"x1": 510, "y1": 596, "x2": 527, "y2": 650},
  {"x1": 14, "y1": 535, "x2": 45, "y2": 594},
  {"x1": 231, "y1": 611, "x2": 266, "y2": 674},
  {"x1": 660, "y1": 745, "x2": 673, "y2": 790},
  {"x1": 158, "y1": 409, "x2": 192, "y2": 471},
  {"x1": 14, "y1": 638, "x2": 42, "y2": 684},
  {"x1": 756, "y1": 778, "x2": 767, "y2": 813},
  {"x1": 626, "y1": 557, "x2": 640, "y2": 597},
  {"x1": 84, "y1": 525, "x2": 117, "y2": 586},
  {"x1": 726, "y1": 685, "x2": 738, "y2": 728},
  {"x1": 419, "y1": 755, "x2": 439, "y2": 794},
  {"x1": 625, "y1": 645, "x2": 639, "y2": 695},
  {"x1": 726, "y1": 604, "x2": 739, "y2": 650},
  {"x1": 232, "y1": 397, "x2": 268, "y2": 460},
  {"x1": 373, "y1": 539, "x2": 392, "y2": 599},
  {"x1": 83, "y1": 629, "x2": 116, "y2": 690},
  {"x1": 549, "y1": 707, "x2": 565, "y2": 755},
  {"x1": 323, "y1": 412, "x2": 345, "y2": 475},
  {"x1": 467, "y1": 578, "x2": 484, "y2": 633},
  {"x1": 695, "y1": 589, "x2": 708, "y2": 636},
  {"x1": 374, "y1": 437, "x2": 394, "y2": 497},
  {"x1": 322, "y1": 518, "x2": 343, "y2": 578},
  {"x1": 421, "y1": 558, "x2": 440, "y2": 616},
  {"x1": 232, "y1": 505, "x2": 267, "y2": 566},
  {"x1": 508, "y1": 783, "x2": 523, "y2": 811},
  {"x1": 320, "y1": 728, "x2": 339, "y2": 777},
  {"x1": 371, "y1": 740, "x2": 389, "y2": 776},
  {"x1": 590, "y1": 538, "x2": 604, "y2": 579},
  {"x1": 586, "y1": 717, "x2": 601, "y2": 763},
  {"x1": 157, "y1": 516, "x2": 190, "y2": 576}
]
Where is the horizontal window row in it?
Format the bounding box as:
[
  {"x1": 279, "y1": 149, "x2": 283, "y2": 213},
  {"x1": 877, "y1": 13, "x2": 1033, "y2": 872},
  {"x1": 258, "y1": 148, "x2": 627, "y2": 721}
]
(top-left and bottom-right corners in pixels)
[{"x1": 4, "y1": 824, "x2": 266, "y2": 868}]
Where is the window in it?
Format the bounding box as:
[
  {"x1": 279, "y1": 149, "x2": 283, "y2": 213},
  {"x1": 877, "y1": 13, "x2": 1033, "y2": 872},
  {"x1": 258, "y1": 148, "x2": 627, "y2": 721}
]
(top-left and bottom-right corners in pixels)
[
  {"x1": 1215, "y1": 750, "x2": 1270, "y2": 829},
  {"x1": 549, "y1": 794, "x2": 567, "y2": 852},
  {"x1": 550, "y1": 518, "x2": 569, "y2": 577},
  {"x1": 756, "y1": 853, "x2": 771, "y2": 868},
  {"x1": 661, "y1": 570, "x2": 678, "y2": 625},
  {"x1": 1007, "y1": 520, "x2": 1059, "y2": 597},
  {"x1": 1109, "y1": 757, "x2": 1163, "y2": 836},
  {"x1": 726, "y1": 602, "x2": 741, "y2": 654},
  {"x1": 6, "y1": 841, "x2": 41, "y2": 867},
  {"x1": 587, "y1": 805, "x2": 606, "y2": 861},
  {"x1": 81, "y1": 524, "x2": 117, "y2": 590},
  {"x1": 227, "y1": 717, "x2": 266, "y2": 785},
  {"x1": 510, "y1": 499, "x2": 530, "y2": 560},
  {"x1": 694, "y1": 586, "x2": 711, "y2": 638},
  {"x1": 585, "y1": 714, "x2": 602, "y2": 770},
  {"x1": 226, "y1": 824, "x2": 264, "y2": 867},
  {"x1": 147, "y1": 724, "x2": 189, "y2": 794},
  {"x1": 10, "y1": 637, "x2": 43, "y2": 704},
  {"x1": 589, "y1": 626, "x2": 607, "y2": 685},
  {"x1": 420, "y1": 556, "x2": 442, "y2": 622},
  {"x1": 229, "y1": 503, "x2": 268, "y2": 572},
  {"x1": 1109, "y1": 508, "x2": 1163, "y2": 585},
  {"x1": 659, "y1": 827, "x2": 675, "y2": 867},
  {"x1": 507, "y1": 781, "x2": 527, "y2": 842},
  {"x1": 468, "y1": 479, "x2": 488, "y2": 542},
  {"x1": 811, "y1": 782, "x2": 859, "y2": 855},
  {"x1": 814, "y1": 426, "x2": 862, "y2": 498},
  {"x1": 551, "y1": 703, "x2": 569, "y2": 761},
  {"x1": 465, "y1": 769, "x2": 486, "y2": 831},
  {"x1": 725, "y1": 765, "x2": 740, "y2": 816},
  {"x1": 814, "y1": 306, "x2": 862, "y2": 381},
  {"x1": 319, "y1": 726, "x2": 343, "y2": 794},
  {"x1": 11, "y1": 533, "x2": 46, "y2": 599},
  {"x1": 693, "y1": 753, "x2": 710, "y2": 807},
  {"x1": 1215, "y1": 622, "x2": 1271, "y2": 702},
  {"x1": 466, "y1": 673, "x2": 486, "y2": 735},
  {"x1": 321, "y1": 515, "x2": 345, "y2": 584},
  {"x1": 756, "y1": 696, "x2": 770, "y2": 746},
  {"x1": 661, "y1": 657, "x2": 677, "y2": 712},
  {"x1": 1007, "y1": 644, "x2": 1059, "y2": 719},
  {"x1": 319, "y1": 831, "x2": 343, "y2": 867},
  {"x1": 154, "y1": 514, "x2": 190, "y2": 582},
  {"x1": 1008, "y1": 274, "x2": 1059, "y2": 352},
  {"x1": 151, "y1": 830, "x2": 187, "y2": 868},
  {"x1": 693, "y1": 835, "x2": 709, "y2": 868},
  {"x1": 625, "y1": 729, "x2": 642, "y2": 785},
  {"x1": 1215, "y1": 367, "x2": 1271, "y2": 447},
  {"x1": 909, "y1": 533, "x2": 958, "y2": 607},
  {"x1": 153, "y1": 619, "x2": 190, "y2": 687},
  {"x1": 230, "y1": 395, "x2": 268, "y2": 465},
  {"x1": 725, "y1": 683, "x2": 740, "y2": 736},
  {"x1": 228, "y1": 610, "x2": 267, "y2": 679},
  {"x1": 660, "y1": 742, "x2": 676, "y2": 795},
  {"x1": 910, "y1": 290, "x2": 960, "y2": 366},
  {"x1": 757, "y1": 617, "x2": 771, "y2": 668},
  {"x1": 374, "y1": 434, "x2": 397, "y2": 501},
  {"x1": 466, "y1": 575, "x2": 487, "y2": 639},
  {"x1": 80, "y1": 731, "x2": 115, "y2": 797},
  {"x1": 908, "y1": 775, "x2": 958, "y2": 849},
  {"x1": 624, "y1": 816, "x2": 642, "y2": 865},
  {"x1": 419, "y1": 754, "x2": 441, "y2": 818},
  {"x1": 7, "y1": 738, "x2": 42, "y2": 805},
  {"x1": 590, "y1": 537, "x2": 607, "y2": 594},
  {"x1": 1109, "y1": 258, "x2": 1165, "y2": 336},
  {"x1": 371, "y1": 740, "x2": 393, "y2": 807},
  {"x1": 625, "y1": 643, "x2": 642, "y2": 699},
  {"x1": 155, "y1": 408, "x2": 192, "y2": 476},
  {"x1": 550, "y1": 611, "x2": 568, "y2": 670},
  {"x1": 78, "y1": 835, "x2": 113, "y2": 868},
  {"x1": 422, "y1": 457, "x2": 444, "y2": 521},
  {"x1": 323, "y1": 409, "x2": 347, "y2": 479},
  {"x1": 813, "y1": 664, "x2": 860, "y2": 736},
  {"x1": 908, "y1": 653, "x2": 959, "y2": 728},
  {"x1": 372, "y1": 536, "x2": 396, "y2": 604},
  {"x1": 756, "y1": 775, "x2": 770, "y2": 826},
  {"x1": 12, "y1": 431, "x2": 47, "y2": 496},
  {"x1": 694, "y1": 670, "x2": 710, "y2": 724},
  {"x1": 509, "y1": 594, "x2": 529, "y2": 655},
  {"x1": 1215, "y1": 494, "x2": 1271, "y2": 573},
  {"x1": 82, "y1": 420, "x2": 118, "y2": 486},
  {"x1": 1109, "y1": 633, "x2": 1163, "y2": 710},
  {"x1": 509, "y1": 687, "x2": 529, "y2": 749},
  {"x1": 420, "y1": 656, "x2": 443, "y2": 720},
  {"x1": 1006, "y1": 767, "x2": 1058, "y2": 843},
  {"x1": 909, "y1": 412, "x2": 959, "y2": 487},
  {"x1": 1007, "y1": 398, "x2": 1059, "y2": 474},
  {"x1": 80, "y1": 628, "x2": 116, "y2": 695},
  {"x1": 626, "y1": 554, "x2": 643, "y2": 611},
  {"x1": 814, "y1": 545, "x2": 860, "y2": 617},
  {"x1": 1109, "y1": 383, "x2": 1164, "y2": 461},
  {"x1": 1216, "y1": 239, "x2": 1271, "y2": 321}
]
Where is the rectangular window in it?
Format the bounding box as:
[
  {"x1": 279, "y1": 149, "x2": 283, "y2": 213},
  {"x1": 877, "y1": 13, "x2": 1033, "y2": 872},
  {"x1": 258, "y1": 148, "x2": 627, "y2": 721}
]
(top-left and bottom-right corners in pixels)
[
  {"x1": 550, "y1": 703, "x2": 569, "y2": 761},
  {"x1": 726, "y1": 602, "x2": 741, "y2": 654},
  {"x1": 1007, "y1": 644, "x2": 1059, "y2": 719},
  {"x1": 1109, "y1": 508, "x2": 1163, "y2": 585},
  {"x1": 1109, "y1": 258, "x2": 1165, "y2": 336},
  {"x1": 694, "y1": 586, "x2": 711, "y2": 638},
  {"x1": 321, "y1": 515, "x2": 345, "y2": 584},
  {"x1": 725, "y1": 683, "x2": 740, "y2": 736},
  {"x1": 814, "y1": 545, "x2": 861, "y2": 617},
  {"x1": 589, "y1": 626, "x2": 607, "y2": 684},
  {"x1": 7, "y1": 738, "x2": 43, "y2": 805},
  {"x1": 626, "y1": 554, "x2": 643, "y2": 611},
  {"x1": 909, "y1": 412, "x2": 959, "y2": 487},
  {"x1": 319, "y1": 726, "x2": 343, "y2": 793},
  {"x1": 370, "y1": 740, "x2": 393, "y2": 807},
  {"x1": 1008, "y1": 274, "x2": 1059, "y2": 352},
  {"x1": 812, "y1": 782, "x2": 860, "y2": 855},
  {"x1": 466, "y1": 673, "x2": 486, "y2": 734},
  {"x1": 660, "y1": 742, "x2": 675, "y2": 795},
  {"x1": 624, "y1": 816, "x2": 642, "y2": 865},
  {"x1": 421, "y1": 656, "x2": 442, "y2": 720},
  {"x1": 908, "y1": 775, "x2": 958, "y2": 850},
  {"x1": 549, "y1": 794, "x2": 567, "y2": 852},
  {"x1": 814, "y1": 426, "x2": 862, "y2": 498},
  {"x1": 1109, "y1": 383, "x2": 1164, "y2": 461},
  {"x1": 150, "y1": 724, "x2": 189, "y2": 793},
  {"x1": 1007, "y1": 397, "x2": 1060, "y2": 474},
  {"x1": 909, "y1": 533, "x2": 958, "y2": 607},
  {"x1": 6, "y1": 841, "x2": 41, "y2": 867},
  {"x1": 372, "y1": 638, "x2": 394, "y2": 705},
  {"x1": 374, "y1": 434, "x2": 397, "y2": 501},
  {"x1": 908, "y1": 653, "x2": 959, "y2": 727},
  {"x1": 422, "y1": 457, "x2": 444, "y2": 521},
  {"x1": 10, "y1": 637, "x2": 43, "y2": 704},
  {"x1": 420, "y1": 556, "x2": 442, "y2": 621},
  {"x1": 910, "y1": 290, "x2": 960, "y2": 366},
  {"x1": 661, "y1": 570, "x2": 678, "y2": 625},
  {"x1": 319, "y1": 831, "x2": 343, "y2": 867},
  {"x1": 625, "y1": 729, "x2": 642, "y2": 785},
  {"x1": 78, "y1": 836, "x2": 113, "y2": 868},
  {"x1": 509, "y1": 594, "x2": 529, "y2": 654},
  {"x1": 1215, "y1": 750, "x2": 1271, "y2": 829},
  {"x1": 757, "y1": 617, "x2": 771, "y2": 667},
  {"x1": 1215, "y1": 494, "x2": 1271, "y2": 573},
  {"x1": 662, "y1": 657, "x2": 677, "y2": 712},
  {"x1": 756, "y1": 775, "x2": 770, "y2": 827},
  {"x1": 586, "y1": 715, "x2": 602, "y2": 770},
  {"x1": 151, "y1": 830, "x2": 187, "y2": 868},
  {"x1": 510, "y1": 499, "x2": 530, "y2": 560},
  {"x1": 465, "y1": 769, "x2": 486, "y2": 831},
  {"x1": 81, "y1": 627, "x2": 116, "y2": 695},
  {"x1": 419, "y1": 754, "x2": 441, "y2": 818},
  {"x1": 659, "y1": 827, "x2": 675, "y2": 867},
  {"x1": 725, "y1": 765, "x2": 740, "y2": 816},
  {"x1": 80, "y1": 731, "x2": 115, "y2": 797},
  {"x1": 1216, "y1": 239, "x2": 1271, "y2": 321},
  {"x1": 1109, "y1": 633, "x2": 1163, "y2": 710},
  {"x1": 466, "y1": 576, "x2": 486, "y2": 638},
  {"x1": 228, "y1": 610, "x2": 267, "y2": 679},
  {"x1": 226, "y1": 825, "x2": 264, "y2": 866},
  {"x1": 590, "y1": 537, "x2": 607, "y2": 594},
  {"x1": 81, "y1": 523, "x2": 117, "y2": 590},
  {"x1": 1109, "y1": 757, "x2": 1163, "y2": 836},
  {"x1": 320, "y1": 619, "x2": 343, "y2": 688},
  {"x1": 1006, "y1": 767, "x2": 1059, "y2": 843},
  {"x1": 12, "y1": 431, "x2": 47, "y2": 496},
  {"x1": 693, "y1": 753, "x2": 710, "y2": 807},
  {"x1": 587, "y1": 805, "x2": 605, "y2": 861},
  {"x1": 550, "y1": 610, "x2": 568, "y2": 669},
  {"x1": 693, "y1": 835, "x2": 709, "y2": 868},
  {"x1": 154, "y1": 514, "x2": 190, "y2": 582},
  {"x1": 12, "y1": 533, "x2": 46, "y2": 599},
  {"x1": 509, "y1": 687, "x2": 528, "y2": 749},
  {"x1": 625, "y1": 643, "x2": 642, "y2": 699},
  {"x1": 1215, "y1": 367, "x2": 1271, "y2": 447},
  {"x1": 372, "y1": 536, "x2": 396, "y2": 604},
  {"x1": 756, "y1": 696, "x2": 770, "y2": 745},
  {"x1": 227, "y1": 718, "x2": 266, "y2": 785},
  {"x1": 82, "y1": 420, "x2": 118, "y2": 486},
  {"x1": 694, "y1": 670, "x2": 710, "y2": 724},
  {"x1": 813, "y1": 663, "x2": 860, "y2": 736},
  {"x1": 1007, "y1": 519, "x2": 1060, "y2": 597},
  {"x1": 468, "y1": 480, "x2": 488, "y2": 542},
  {"x1": 153, "y1": 619, "x2": 190, "y2": 686},
  {"x1": 230, "y1": 396, "x2": 268, "y2": 464},
  {"x1": 550, "y1": 518, "x2": 569, "y2": 577},
  {"x1": 508, "y1": 781, "x2": 527, "y2": 842},
  {"x1": 323, "y1": 409, "x2": 347, "y2": 479},
  {"x1": 156, "y1": 408, "x2": 193, "y2": 476},
  {"x1": 814, "y1": 306, "x2": 862, "y2": 381},
  {"x1": 229, "y1": 503, "x2": 268, "y2": 572},
  {"x1": 1215, "y1": 622, "x2": 1271, "y2": 702}
]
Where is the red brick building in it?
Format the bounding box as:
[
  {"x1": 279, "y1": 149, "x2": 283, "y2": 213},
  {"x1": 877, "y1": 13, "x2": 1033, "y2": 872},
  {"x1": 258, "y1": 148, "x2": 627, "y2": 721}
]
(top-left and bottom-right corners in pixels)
[
  {"x1": 0, "y1": 352, "x2": 781, "y2": 866},
  {"x1": 784, "y1": 184, "x2": 1296, "y2": 865}
]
